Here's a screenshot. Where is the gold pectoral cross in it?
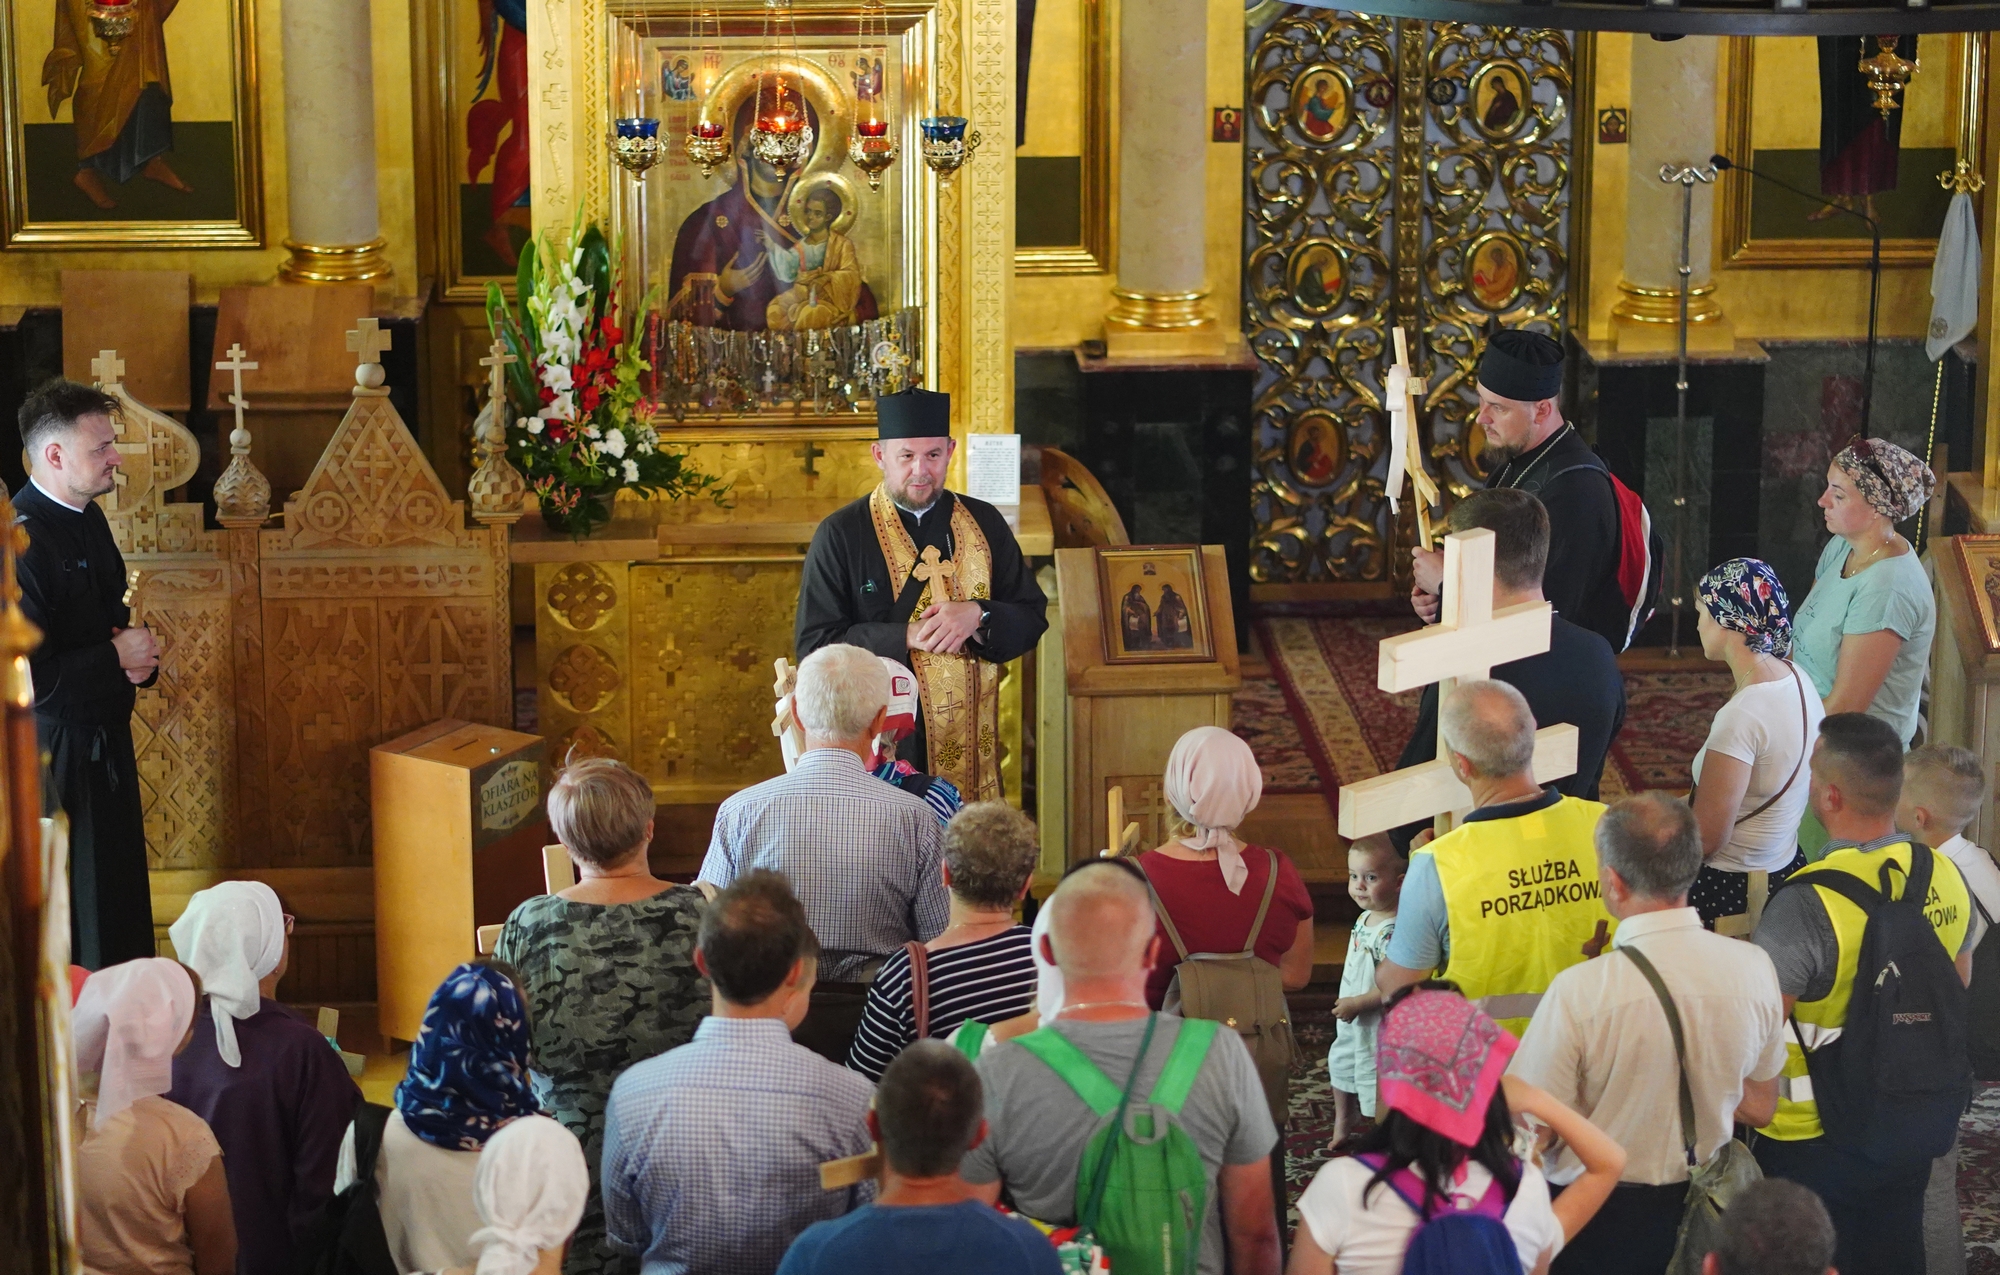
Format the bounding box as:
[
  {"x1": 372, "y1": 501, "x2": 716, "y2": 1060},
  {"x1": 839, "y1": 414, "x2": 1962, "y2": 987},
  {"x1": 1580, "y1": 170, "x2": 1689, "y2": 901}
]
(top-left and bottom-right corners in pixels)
[{"x1": 912, "y1": 544, "x2": 955, "y2": 600}]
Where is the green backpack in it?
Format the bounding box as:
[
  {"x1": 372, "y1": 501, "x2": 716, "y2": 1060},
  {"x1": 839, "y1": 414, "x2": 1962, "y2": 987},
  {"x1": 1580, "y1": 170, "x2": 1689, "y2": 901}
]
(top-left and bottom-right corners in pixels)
[{"x1": 1015, "y1": 1014, "x2": 1219, "y2": 1275}]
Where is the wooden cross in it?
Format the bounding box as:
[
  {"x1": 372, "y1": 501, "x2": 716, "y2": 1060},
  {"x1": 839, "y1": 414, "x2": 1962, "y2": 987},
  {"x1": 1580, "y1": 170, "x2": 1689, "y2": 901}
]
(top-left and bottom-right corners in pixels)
[
  {"x1": 215, "y1": 342, "x2": 258, "y2": 428},
  {"x1": 346, "y1": 317, "x2": 393, "y2": 368},
  {"x1": 913, "y1": 545, "x2": 955, "y2": 597},
  {"x1": 479, "y1": 338, "x2": 515, "y2": 404},
  {"x1": 1335, "y1": 527, "x2": 1579, "y2": 839},
  {"x1": 409, "y1": 618, "x2": 466, "y2": 720},
  {"x1": 794, "y1": 438, "x2": 824, "y2": 480},
  {"x1": 91, "y1": 349, "x2": 126, "y2": 389},
  {"x1": 1389, "y1": 326, "x2": 1442, "y2": 549}
]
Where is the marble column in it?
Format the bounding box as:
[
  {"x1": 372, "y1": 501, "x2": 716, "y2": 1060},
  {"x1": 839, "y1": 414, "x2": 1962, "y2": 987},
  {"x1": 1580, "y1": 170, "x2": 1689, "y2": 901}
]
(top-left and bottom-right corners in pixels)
[
  {"x1": 278, "y1": 0, "x2": 391, "y2": 283},
  {"x1": 1102, "y1": 0, "x2": 1218, "y2": 355},
  {"x1": 1613, "y1": 35, "x2": 1730, "y2": 351}
]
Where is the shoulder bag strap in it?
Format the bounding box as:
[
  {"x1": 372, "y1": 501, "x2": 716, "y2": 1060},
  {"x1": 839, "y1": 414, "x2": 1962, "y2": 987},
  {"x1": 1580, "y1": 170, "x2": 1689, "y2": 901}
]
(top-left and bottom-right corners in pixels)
[
  {"x1": 1618, "y1": 944, "x2": 1698, "y2": 1167},
  {"x1": 1076, "y1": 1013, "x2": 1161, "y2": 1238},
  {"x1": 905, "y1": 940, "x2": 931, "y2": 1040},
  {"x1": 1241, "y1": 848, "x2": 1281, "y2": 955},
  {"x1": 1139, "y1": 862, "x2": 1194, "y2": 962},
  {"x1": 1731, "y1": 667, "x2": 1811, "y2": 828},
  {"x1": 1802, "y1": 868, "x2": 1884, "y2": 916},
  {"x1": 1148, "y1": 1018, "x2": 1220, "y2": 1114}
]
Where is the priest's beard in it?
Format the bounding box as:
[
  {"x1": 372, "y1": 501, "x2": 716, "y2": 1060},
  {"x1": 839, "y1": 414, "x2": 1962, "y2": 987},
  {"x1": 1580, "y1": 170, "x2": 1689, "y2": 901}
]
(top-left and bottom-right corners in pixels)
[
  {"x1": 1483, "y1": 442, "x2": 1525, "y2": 467},
  {"x1": 886, "y1": 475, "x2": 942, "y2": 514}
]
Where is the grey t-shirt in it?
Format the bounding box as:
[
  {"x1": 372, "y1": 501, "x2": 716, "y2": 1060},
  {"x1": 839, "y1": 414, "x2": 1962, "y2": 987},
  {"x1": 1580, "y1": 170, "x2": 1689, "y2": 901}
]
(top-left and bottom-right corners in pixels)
[{"x1": 962, "y1": 1015, "x2": 1278, "y2": 1275}]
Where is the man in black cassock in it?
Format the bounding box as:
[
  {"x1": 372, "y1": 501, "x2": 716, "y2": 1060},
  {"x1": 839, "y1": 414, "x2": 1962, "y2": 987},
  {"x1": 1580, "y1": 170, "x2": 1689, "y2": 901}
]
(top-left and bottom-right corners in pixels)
[
  {"x1": 795, "y1": 387, "x2": 1047, "y2": 802},
  {"x1": 14, "y1": 379, "x2": 160, "y2": 968}
]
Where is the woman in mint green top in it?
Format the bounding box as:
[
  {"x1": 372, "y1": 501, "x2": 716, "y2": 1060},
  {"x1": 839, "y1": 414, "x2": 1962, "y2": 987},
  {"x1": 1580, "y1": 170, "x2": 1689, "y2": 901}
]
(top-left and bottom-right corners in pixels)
[{"x1": 1791, "y1": 439, "x2": 1938, "y2": 745}]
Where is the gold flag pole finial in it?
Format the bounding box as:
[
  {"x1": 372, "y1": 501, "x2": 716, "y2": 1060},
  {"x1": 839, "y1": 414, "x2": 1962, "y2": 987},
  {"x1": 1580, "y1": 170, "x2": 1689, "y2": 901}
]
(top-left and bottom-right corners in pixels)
[{"x1": 1940, "y1": 159, "x2": 1986, "y2": 195}]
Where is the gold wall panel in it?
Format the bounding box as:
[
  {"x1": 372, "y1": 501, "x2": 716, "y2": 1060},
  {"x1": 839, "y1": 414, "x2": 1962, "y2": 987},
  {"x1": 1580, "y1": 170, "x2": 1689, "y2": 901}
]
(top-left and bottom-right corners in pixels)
[
  {"x1": 629, "y1": 559, "x2": 800, "y2": 803},
  {"x1": 537, "y1": 561, "x2": 633, "y2": 767},
  {"x1": 1245, "y1": 10, "x2": 1573, "y2": 583}
]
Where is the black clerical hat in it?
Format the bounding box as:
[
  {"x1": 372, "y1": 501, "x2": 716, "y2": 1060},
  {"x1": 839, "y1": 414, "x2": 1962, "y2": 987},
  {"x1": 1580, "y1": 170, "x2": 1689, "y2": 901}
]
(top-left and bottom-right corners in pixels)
[
  {"x1": 877, "y1": 387, "x2": 952, "y2": 439},
  {"x1": 1477, "y1": 329, "x2": 1565, "y2": 403}
]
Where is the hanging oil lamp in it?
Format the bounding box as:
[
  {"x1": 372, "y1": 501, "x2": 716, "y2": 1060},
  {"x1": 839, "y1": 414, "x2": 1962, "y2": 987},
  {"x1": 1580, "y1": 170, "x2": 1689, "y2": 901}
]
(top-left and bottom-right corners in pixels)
[
  {"x1": 846, "y1": 0, "x2": 897, "y2": 190},
  {"x1": 748, "y1": 0, "x2": 813, "y2": 174},
  {"x1": 683, "y1": 0, "x2": 731, "y2": 177}
]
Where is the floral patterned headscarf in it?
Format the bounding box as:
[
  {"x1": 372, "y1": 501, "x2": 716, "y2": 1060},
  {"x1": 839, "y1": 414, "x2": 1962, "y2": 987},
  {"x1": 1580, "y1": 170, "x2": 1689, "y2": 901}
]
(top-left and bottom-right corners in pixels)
[
  {"x1": 1834, "y1": 437, "x2": 1935, "y2": 523},
  {"x1": 1376, "y1": 988, "x2": 1516, "y2": 1147},
  {"x1": 1696, "y1": 558, "x2": 1794, "y2": 660},
  {"x1": 395, "y1": 962, "x2": 540, "y2": 1151}
]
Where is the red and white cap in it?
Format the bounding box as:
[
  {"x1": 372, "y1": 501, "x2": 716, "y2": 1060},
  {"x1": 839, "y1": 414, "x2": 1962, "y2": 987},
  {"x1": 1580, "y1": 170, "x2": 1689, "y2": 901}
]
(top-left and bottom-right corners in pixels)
[{"x1": 881, "y1": 657, "x2": 920, "y2": 742}]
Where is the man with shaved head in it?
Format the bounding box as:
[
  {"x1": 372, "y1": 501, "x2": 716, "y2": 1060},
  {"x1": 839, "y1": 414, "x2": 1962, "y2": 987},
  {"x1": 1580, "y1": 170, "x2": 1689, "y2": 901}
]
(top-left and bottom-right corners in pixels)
[
  {"x1": 962, "y1": 860, "x2": 1281, "y2": 1275},
  {"x1": 1751, "y1": 712, "x2": 1974, "y2": 1275},
  {"x1": 1375, "y1": 679, "x2": 1615, "y2": 1038}
]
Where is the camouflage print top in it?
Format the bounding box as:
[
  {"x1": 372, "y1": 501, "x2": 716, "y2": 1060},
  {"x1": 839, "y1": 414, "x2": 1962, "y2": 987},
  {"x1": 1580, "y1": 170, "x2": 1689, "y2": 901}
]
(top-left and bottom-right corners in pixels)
[{"x1": 495, "y1": 886, "x2": 709, "y2": 1275}]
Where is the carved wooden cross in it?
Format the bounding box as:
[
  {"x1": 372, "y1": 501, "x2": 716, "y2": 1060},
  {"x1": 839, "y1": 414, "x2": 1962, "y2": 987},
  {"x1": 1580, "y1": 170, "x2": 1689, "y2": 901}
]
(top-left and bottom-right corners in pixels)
[
  {"x1": 479, "y1": 339, "x2": 515, "y2": 404},
  {"x1": 1336, "y1": 527, "x2": 1579, "y2": 839},
  {"x1": 913, "y1": 545, "x2": 955, "y2": 597},
  {"x1": 1388, "y1": 326, "x2": 1442, "y2": 549},
  {"x1": 216, "y1": 343, "x2": 259, "y2": 431},
  {"x1": 794, "y1": 438, "x2": 824, "y2": 481},
  {"x1": 410, "y1": 618, "x2": 466, "y2": 720},
  {"x1": 91, "y1": 349, "x2": 126, "y2": 389},
  {"x1": 346, "y1": 317, "x2": 393, "y2": 368}
]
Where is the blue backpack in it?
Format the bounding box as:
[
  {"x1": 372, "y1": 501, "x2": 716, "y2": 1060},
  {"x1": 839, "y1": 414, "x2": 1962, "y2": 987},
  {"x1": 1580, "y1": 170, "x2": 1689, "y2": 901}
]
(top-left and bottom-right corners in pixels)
[{"x1": 1353, "y1": 1152, "x2": 1523, "y2": 1275}]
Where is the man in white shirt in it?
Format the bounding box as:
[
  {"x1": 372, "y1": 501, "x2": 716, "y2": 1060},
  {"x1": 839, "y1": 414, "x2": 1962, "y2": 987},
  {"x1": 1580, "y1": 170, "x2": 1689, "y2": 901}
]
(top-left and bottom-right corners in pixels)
[
  {"x1": 1511, "y1": 792, "x2": 1787, "y2": 1275},
  {"x1": 1897, "y1": 744, "x2": 1995, "y2": 1275}
]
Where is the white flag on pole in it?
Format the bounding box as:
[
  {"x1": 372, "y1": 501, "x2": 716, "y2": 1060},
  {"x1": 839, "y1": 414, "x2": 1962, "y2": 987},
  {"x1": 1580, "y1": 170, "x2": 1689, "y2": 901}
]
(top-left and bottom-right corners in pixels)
[{"x1": 1928, "y1": 190, "x2": 1980, "y2": 362}]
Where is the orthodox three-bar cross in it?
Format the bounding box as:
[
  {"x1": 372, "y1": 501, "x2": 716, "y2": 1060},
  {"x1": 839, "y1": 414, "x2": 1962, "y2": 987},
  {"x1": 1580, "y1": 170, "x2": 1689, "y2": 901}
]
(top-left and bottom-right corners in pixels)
[
  {"x1": 480, "y1": 338, "x2": 514, "y2": 405},
  {"x1": 1336, "y1": 527, "x2": 1579, "y2": 839},
  {"x1": 216, "y1": 343, "x2": 259, "y2": 432}
]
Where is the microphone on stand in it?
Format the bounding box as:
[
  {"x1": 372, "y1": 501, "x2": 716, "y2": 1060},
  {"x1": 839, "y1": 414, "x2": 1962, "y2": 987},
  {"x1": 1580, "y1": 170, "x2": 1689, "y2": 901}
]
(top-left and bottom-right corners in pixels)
[{"x1": 1710, "y1": 153, "x2": 1879, "y2": 438}]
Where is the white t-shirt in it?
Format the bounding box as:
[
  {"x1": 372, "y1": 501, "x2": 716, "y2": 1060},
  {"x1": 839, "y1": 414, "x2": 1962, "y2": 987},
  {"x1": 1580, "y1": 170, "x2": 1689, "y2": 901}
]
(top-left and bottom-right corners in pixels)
[
  {"x1": 1294, "y1": 1154, "x2": 1564, "y2": 1275},
  {"x1": 1691, "y1": 667, "x2": 1824, "y2": 873},
  {"x1": 334, "y1": 1110, "x2": 482, "y2": 1275},
  {"x1": 1940, "y1": 834, "x2": 2000, "y2": 952}
]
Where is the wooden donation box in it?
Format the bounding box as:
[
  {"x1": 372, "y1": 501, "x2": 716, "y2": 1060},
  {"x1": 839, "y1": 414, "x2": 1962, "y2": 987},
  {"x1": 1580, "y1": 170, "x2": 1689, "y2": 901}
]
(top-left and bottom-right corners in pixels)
[
  {"x1": 372, "y1": 719, "x2": 549, "y2": 1043},
  {"x1": 1931, "y1": 535, "x2": 2000, "y2": 848},
  {"x1": 1052, "y1": 545, "x2": 1240, "y2": 868}
]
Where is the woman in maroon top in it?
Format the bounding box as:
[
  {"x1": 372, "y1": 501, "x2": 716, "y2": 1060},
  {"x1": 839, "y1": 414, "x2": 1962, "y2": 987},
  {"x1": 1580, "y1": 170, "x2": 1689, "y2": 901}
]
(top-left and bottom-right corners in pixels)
[{"x1": 1136, "y1": 726, "x2": 1315, "y2": 1008}]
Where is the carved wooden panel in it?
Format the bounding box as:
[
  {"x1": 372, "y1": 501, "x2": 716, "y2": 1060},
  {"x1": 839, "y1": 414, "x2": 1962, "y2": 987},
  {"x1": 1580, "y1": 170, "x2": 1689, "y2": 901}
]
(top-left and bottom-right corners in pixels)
[
  {"x1": 629, "y1": 559, "x2": 799, "y2": 803},
  {"x1": 130, "y1": 569, "x2": 234, "y2": 870},
  {"x1": 537, "y1": 562, "x2": 632, "y2": 768},
  {"x1": 263, "y1": 600, "x2": 381, "y2": 867}
]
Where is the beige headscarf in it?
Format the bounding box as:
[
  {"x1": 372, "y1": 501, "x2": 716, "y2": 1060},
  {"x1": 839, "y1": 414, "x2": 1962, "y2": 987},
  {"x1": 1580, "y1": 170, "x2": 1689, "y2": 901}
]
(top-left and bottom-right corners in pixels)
[
  {"x1": 1163, "y1": 726, "x2": 1265, "y2": 894},
  {"x1": 169, "y1": 881, "x2": 285, "y2": 1068},
  {"x1": 73, "y1": 958, "x2": 197, "y2": 1128}
]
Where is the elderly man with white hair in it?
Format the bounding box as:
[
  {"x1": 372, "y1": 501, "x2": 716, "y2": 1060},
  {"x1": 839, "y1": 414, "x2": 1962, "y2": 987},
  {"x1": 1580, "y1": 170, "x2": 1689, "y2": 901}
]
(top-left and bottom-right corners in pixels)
[
  {"x1": 1374, "y1": 678, "x2": 1615, "y2": 1038},
  {"x1": 962, "y1": 859, "x2": 1281, "y2": 1275},
  {"x1": 698, "y1": 641, "x2": 949, "y2": 1061}
]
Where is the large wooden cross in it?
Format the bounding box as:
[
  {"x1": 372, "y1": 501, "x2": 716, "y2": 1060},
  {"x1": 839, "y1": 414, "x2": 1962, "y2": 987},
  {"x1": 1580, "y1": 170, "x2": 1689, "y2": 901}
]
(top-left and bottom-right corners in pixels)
[
  {"x1": 1387, "y1": 326, "x2": 1442, "y2": 549},
  {"x1": 1336, "y1": 527, "x2": 1580, "y2": 839},
  {"x1": 913, "y1": 545, "x2": 955, "y2": 596}
]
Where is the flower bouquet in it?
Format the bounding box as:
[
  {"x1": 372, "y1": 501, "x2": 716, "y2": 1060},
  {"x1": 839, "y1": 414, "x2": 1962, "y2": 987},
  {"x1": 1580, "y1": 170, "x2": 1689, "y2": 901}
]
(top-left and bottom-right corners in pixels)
[{"x1": 486, "y1": 216, "x2": 724, "y2": 536}]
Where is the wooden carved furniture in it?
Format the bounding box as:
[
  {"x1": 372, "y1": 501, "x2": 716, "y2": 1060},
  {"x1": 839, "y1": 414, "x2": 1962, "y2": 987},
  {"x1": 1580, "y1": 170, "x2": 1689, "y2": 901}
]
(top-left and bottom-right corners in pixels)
[
  {"x1": 1048, "y1": 545, "x2": 1240, "y2": 876},
  {"x1": 1931, "y1": 535, "x2": 2000, "y2": 848},
  {"x1": 62, "y1": 271, "x2": 193, "y2": 411},
  {"x1": 372, "y1": 719, "x2": 548, "y2": 1045},
  {"x1": 1039, "y1": 447, "x2": 1130, "y2": 549}
]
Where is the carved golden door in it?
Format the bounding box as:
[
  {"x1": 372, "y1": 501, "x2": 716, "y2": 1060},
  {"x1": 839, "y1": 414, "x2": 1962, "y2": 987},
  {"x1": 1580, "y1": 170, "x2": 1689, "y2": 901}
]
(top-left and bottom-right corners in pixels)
[{"x1": 1245, "y1": 11, "x2": 1575, "y2": 584}]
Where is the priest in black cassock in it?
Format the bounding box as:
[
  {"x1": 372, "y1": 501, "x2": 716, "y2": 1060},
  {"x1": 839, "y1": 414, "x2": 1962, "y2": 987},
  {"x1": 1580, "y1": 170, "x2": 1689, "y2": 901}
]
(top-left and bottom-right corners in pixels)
[
  {"x1": 795, "y1": 387, "x2": 1047, "y2": 802},
  {"x1": 14, "y1": 379, "x2": 160, "y2": 968}
]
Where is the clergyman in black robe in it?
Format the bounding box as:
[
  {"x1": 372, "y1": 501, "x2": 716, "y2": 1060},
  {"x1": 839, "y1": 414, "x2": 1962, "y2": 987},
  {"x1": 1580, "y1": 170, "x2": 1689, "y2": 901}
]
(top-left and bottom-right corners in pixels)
[
  {"x1": 14, "y1": 380, "x2": 160, "y2": 968},
  {"x1": 795, "y1": 388, "x2": 1047, "y2": 792}
]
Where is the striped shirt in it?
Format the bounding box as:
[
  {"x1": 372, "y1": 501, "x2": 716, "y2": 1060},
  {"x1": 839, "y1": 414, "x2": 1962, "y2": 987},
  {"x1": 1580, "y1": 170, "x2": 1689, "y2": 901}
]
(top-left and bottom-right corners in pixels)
[
  {"x1": 602, "y1": 1017, "x2": 876, "y2": 1275},
  {"x1": 870, "y1": 757, "x2": 962, "y2": 827},
  {"x1": 846, "y1": 926, "x2": 1037, "y2": 1079},
  {"x1": 699, "y1": 749, "x2": 949, "y2": 981}
]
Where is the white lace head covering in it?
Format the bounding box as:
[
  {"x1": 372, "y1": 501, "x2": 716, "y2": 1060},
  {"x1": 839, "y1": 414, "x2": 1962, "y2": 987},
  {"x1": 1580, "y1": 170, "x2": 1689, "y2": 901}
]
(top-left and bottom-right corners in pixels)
[
  {"x1": 168, "y1": 881, "x2": 285, "y2": 1068},
  {"x1": 73, "y1": 958, "x2": 197, "y2": 1128},
  {"x1": 1163, "y1": 726, "x2": 1265, "y2": 895},
  {"x1": 469, "y1": 1114, "x2": 589, "y2": 1275}
]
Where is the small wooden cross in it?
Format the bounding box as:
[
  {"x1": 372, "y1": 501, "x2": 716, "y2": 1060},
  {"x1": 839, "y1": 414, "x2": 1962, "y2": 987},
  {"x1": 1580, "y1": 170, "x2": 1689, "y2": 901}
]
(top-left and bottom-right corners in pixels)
[
  {"x1": 1389, "y1": 326, "x2": 1442, "y2": 549},
  {"x1": 1336, "y1": 527, "x2": 1579, "y2": 839},
  {"x1": 91, "y1": 349, "x2": 126, "y2": 389},
  {"x1": 794, "y1": 438, "x2": 824, "y2": 479},
  {"x1": 912, "y1": 545, "x2": 955, "y2": 598},
  {"x1": 479, "y1": 338, "x2": 515, "y2": 403},
  {"x1": 346, "y1": 317, "x2": 393, "y2": 368},
  {"x1": 215, "y1": 342, "x2": 258, "y2": 436}
]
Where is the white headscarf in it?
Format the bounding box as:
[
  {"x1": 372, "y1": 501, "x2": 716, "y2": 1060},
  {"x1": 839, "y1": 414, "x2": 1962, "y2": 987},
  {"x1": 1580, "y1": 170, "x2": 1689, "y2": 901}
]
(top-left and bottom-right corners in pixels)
[
  {"x1": 168, "y1": 881, "x2": 285, "y2": 1068},
  {"x1": 469, "y1": 1114, "x2": 589, "y2": 1275},
  {"x1": 1163, "y1": 726, "x2": 1264, "y2": 895},
  {"x1": 73, "y1": 958, "x2": 197, "y2": 1128}
]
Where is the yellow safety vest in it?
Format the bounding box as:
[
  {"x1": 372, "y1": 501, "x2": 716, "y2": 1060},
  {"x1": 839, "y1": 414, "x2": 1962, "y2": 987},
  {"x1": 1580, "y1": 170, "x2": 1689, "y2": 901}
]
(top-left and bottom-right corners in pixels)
[
  {"x1": 1762, "y1": 840, "x2": 1971, "y2": 1142},
  {"x1": 1427, "y1": 794, "x2": 1613, "y2": 1037}
]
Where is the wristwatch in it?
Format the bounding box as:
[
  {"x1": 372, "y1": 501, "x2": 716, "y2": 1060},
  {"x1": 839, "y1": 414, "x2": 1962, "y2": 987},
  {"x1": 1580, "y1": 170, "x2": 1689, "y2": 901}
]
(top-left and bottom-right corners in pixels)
[{"x1": 973, "y1": 606, "x2": 993, "y2": 647}]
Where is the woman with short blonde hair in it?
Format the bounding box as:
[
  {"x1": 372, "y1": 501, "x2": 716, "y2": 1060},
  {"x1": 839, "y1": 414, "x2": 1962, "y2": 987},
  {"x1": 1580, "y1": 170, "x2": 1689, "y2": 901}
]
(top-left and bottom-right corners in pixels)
[{"x1": 495, "y1": 755, "x2": 707, "y2": 1274}]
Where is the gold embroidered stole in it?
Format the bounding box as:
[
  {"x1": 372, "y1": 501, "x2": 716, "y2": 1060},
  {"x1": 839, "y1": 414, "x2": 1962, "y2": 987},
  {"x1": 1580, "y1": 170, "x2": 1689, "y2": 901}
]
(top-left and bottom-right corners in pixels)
[{"x1": 868, "y1": 485, "x2": 1001, "y2": 801}]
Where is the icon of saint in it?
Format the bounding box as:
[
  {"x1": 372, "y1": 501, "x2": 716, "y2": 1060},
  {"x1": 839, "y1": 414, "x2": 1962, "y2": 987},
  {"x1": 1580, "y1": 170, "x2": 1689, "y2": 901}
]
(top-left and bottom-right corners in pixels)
[
  {"x1": 42, "y1": 0, "x2": 193, "y2": 210},
  {"x1": 663, "y1": 56, "x2": 698, "y2": 102},
  {"x1": 1299, "y1": 77, "x2": 1344, "y2": 142},
  {"x1": 1121, "y1": 584, "x2": 1155, "y2": 652},
  {"x1": 1481, "y1": 73, "x2": 1521, "y2": 133},
  {"x1": 1155, "y1": 584, "x2": 1193, "y2": 649},
  {"x1": 766, "y1": 184, "x2": 866, "y2": 330}
]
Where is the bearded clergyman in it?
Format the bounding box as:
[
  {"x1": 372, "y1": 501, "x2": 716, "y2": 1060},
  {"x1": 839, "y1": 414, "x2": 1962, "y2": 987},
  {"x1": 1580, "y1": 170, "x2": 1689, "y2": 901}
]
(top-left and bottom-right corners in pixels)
[{"x1": 794, "y1": 388, "x2": 1047, "y2": 802}]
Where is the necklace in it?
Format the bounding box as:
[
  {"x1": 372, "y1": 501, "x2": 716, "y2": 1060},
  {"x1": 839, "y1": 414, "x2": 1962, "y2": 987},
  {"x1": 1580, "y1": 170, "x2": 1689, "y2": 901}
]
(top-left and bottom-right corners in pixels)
[
  {"x1": 1497, "y1": 423, "x2": 1571, "y2": 491},
  {"x1": 1056, "y1": 1001, "x2": 1149, "y2": 1017},
  {"x1": 943, "y1": 914, "x2": 1014, "y2": 935},
  {"x1": 1843, "y1": 533, "x2": 1900, "y2": 578}
]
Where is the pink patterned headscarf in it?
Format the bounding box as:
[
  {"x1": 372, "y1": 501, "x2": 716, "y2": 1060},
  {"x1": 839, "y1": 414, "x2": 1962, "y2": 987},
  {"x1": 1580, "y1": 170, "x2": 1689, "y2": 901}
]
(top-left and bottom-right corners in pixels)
[
  {"x1": 1377, "y1": 988, "x2": 1517, "y2": 1146},
  {"x1": 1163, "y1": 726, "x2": 1264, "y2": 895}
]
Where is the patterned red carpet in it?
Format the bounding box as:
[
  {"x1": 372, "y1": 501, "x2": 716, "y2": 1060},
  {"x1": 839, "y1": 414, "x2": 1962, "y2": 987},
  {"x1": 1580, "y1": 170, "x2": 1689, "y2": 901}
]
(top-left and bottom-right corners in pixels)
[{"x1": 1241, "y1": 615, "x2": 1737, "y2": 808}]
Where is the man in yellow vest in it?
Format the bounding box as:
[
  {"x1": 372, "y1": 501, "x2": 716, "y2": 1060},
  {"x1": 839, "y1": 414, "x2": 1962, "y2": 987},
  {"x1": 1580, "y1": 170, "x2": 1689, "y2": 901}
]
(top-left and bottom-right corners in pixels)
[
  {"x1": 1375, "y1": 680, "x2": 1614, "y2": 1036},
  {"x1": 1751, "y1": 713, "x2": 1974, "y2": 1275}
]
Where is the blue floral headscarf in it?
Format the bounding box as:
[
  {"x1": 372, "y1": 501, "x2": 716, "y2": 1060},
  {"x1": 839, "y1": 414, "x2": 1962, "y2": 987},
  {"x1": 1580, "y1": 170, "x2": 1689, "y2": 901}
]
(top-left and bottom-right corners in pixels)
[
  {"x1": 1696, "y1": 558, "x2": 1793, "y2": 659},
  {"x1": 395, "y1": 962, "x2": 540, "y2": 1151}
]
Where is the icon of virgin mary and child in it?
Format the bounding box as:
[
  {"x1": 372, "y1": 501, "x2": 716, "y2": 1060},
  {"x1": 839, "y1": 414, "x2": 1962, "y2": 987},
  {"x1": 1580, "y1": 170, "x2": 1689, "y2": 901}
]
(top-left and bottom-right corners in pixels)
[{"x1": 665, "y1": 90, "x2": 880, "y2": 332}]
